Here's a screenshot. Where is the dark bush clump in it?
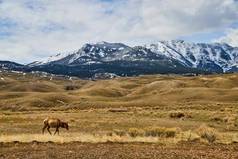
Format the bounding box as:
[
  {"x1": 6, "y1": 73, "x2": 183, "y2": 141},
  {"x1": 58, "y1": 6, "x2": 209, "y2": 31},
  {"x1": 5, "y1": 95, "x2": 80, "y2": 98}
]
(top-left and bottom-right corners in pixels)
[
  {"x1": 65, "y1": 84, "x2": 79, "y2": 90},
  {"x1": 169, "y1": 112, "x2": 185, "y2": 119}
]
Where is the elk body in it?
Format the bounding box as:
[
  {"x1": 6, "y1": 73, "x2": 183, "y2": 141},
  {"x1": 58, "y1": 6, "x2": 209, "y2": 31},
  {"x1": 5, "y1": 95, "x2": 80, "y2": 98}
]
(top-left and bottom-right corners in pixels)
[{"x1": 42, "y1": 117, "x2": 69, "y2": 135}]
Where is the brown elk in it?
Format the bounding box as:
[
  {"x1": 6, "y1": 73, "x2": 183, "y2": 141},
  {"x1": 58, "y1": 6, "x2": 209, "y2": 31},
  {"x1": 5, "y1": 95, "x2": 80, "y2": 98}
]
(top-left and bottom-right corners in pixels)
[{"x1": 42, "y1": 117, "x2": 69, "y2": 135}]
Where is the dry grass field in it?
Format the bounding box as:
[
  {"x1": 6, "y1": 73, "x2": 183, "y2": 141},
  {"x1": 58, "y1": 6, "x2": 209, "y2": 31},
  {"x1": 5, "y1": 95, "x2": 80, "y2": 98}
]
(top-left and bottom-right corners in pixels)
[{"x1": 1, "y1": 71, "x2": 238, "y2": 158}]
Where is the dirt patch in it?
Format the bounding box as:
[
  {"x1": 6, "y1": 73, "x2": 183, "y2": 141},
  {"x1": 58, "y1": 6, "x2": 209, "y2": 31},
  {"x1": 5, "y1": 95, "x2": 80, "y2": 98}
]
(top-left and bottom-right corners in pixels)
[{"x1": 1, "y1": 142, "x2": 238, "y2": 159}]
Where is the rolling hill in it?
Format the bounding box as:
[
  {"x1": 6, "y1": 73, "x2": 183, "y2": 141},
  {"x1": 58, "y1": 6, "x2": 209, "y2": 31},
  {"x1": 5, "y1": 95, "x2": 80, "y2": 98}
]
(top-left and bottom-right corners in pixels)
[{"x1": 0, "y1": 71, "x2": 237, "y2": 111}]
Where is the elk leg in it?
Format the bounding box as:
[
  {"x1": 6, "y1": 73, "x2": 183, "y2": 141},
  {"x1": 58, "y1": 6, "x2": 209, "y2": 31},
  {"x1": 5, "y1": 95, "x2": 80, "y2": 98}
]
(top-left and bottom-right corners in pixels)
[
  {"x1": 54, "y1": 127, "x2": 58, "y2": 135},
  {"x1": 42, "y1": 125, "x2": 47, "y2": 134},
  {"x1": 47, "y1": 126, "x2": 52, "y2": 135}
]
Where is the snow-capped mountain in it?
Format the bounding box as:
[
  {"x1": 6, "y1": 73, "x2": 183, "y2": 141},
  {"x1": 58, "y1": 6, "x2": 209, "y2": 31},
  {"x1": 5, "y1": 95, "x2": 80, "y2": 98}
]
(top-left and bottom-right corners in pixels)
[
  {"x1": 25, "y1": 41, "x2": 198, "y2": 77},
  {"x1": 2, "y1": 40, "x2": 238, "y2": 78},
  {"x1": 31, "y1": 41, "x2": 238, "y2": 73},
  {"x1": 29, "y1": 41, "x2": 140, "y2": 66},
  {"x1": 147, "y1": 40, "x2": 238, "y2": 72}
]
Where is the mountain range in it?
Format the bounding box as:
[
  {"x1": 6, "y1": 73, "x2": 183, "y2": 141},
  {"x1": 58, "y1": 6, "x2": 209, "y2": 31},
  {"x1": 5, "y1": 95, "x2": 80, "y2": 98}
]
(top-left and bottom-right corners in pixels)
[{"x1": 1, "y1": 40, "x2": 238, "y2": 78}]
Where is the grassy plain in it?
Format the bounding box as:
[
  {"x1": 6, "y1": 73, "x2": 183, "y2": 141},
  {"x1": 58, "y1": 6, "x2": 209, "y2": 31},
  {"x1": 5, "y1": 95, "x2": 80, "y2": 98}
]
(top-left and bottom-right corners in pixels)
[{"x1": 1, "y1": 71, "x2": 238, "y2": 158}]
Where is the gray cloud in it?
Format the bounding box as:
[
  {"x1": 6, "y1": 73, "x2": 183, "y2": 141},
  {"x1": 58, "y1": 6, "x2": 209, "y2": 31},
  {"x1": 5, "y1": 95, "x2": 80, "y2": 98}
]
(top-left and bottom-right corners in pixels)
[{"x1": 0, "y1": 0, "x2": 237, "y2": 63}]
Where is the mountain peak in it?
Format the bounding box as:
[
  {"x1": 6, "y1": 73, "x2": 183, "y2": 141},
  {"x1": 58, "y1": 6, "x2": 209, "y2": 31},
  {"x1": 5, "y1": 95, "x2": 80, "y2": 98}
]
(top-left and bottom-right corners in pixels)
[
  {"x1": 96, "y1": 41, "x2": 108, "y2": 45},
  {"x1": 25, "y1": 40, "x2": 238, "y2": 77}
]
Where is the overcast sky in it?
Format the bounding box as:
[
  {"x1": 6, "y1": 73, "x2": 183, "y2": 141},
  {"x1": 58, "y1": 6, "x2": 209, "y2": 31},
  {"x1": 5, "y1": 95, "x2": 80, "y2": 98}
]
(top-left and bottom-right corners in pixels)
[{"x1": 0, "y1": 0, "x2": 238, "y2": 64}]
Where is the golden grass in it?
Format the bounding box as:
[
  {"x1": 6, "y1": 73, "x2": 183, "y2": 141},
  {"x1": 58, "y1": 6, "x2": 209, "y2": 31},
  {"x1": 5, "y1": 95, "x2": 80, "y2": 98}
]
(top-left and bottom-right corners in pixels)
[
  {"x1": 0, "y1": 129, "x2": 237, "y2": 145},
  {"x1": 1, "y1": 72, "x2": 238, "y2": 145},
  {"x1": 0, "y1": 72, "x2": 238, "y2": 111},
  {"x1": 126, "y1": 127, "x2": 179, "y2": 138},
  {"x1": 144, "y1": 127, "x2": 178, "y2": 138},
  {"x1": 196, "y1": 124, "x2": 218, "y2": 143},
  {"x1": 0, "y1": 133, "x2": 161, "y2": 144}
]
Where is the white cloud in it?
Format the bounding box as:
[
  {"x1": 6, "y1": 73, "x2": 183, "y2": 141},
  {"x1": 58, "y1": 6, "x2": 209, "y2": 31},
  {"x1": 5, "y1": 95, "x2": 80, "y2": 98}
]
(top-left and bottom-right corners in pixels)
[
  {"x1": 140, "y1": 0, "x2": 238, "y2": 37},
  {"x1": 215, "y1": 29, "x2": 238, "y2": 47},
  {"x1": 0, "y1": 0, "x2": 237, "y2": 63}
]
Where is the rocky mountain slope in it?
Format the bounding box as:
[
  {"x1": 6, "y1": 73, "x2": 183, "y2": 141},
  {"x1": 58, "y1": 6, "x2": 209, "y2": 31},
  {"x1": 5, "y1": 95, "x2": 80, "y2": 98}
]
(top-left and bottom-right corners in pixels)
[
  {"x1": 0, "y1": 61, "x2": 23, "y2": 70},
  {"x1": 147, "y1": 40, "x2": 238, "y2": 73},
  {"x1": 1, "y1": 41, "x2": 238, "y2": 78}
]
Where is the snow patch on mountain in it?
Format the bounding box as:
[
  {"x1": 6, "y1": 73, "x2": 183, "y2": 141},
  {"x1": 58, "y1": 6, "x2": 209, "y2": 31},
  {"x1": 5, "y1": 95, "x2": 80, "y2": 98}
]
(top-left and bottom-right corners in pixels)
[{"x1": 28, "y1": 50, "x2": 78, "y2": 67}]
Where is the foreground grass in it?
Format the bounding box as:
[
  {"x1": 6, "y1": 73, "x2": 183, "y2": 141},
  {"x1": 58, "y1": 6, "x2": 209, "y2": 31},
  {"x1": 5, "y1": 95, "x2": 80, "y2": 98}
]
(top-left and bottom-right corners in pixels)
[
  {"x1": 0, "y1": 108, "x2": 238, "y2": 144},
  {"x1": 1, "y1": 129, "x2": 238, "y2": 144},
  {"x1": 0, "y1": 133, "x2": 161, "y2": 143}
]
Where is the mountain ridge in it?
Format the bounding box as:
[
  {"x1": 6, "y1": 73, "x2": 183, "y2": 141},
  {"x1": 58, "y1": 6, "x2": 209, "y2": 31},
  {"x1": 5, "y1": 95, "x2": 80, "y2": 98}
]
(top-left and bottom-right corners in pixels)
[{"x1": 1, "y1": 40, "x2": 238, "y2": 78}]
